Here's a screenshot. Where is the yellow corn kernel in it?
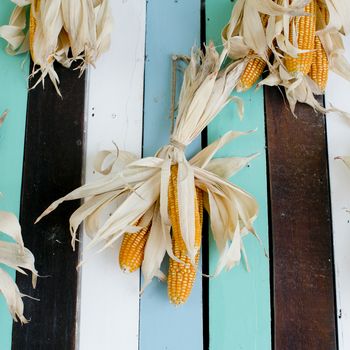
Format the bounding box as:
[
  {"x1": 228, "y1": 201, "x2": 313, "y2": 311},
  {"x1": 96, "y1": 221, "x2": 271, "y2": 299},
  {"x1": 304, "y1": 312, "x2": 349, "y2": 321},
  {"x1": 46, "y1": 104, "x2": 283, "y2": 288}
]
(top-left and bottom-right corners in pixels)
[
  {"x1": 237, "y1": 14, "x2": 270, "y2": 92},
  {"x1": 119, "y1": 221, "x2": 151, "y2": 273},
  {"x1": 309, "y1": 36, "x2": 328, "y2": 92},
  {"x1": 285, "y1": 0, "x2": 317, "y2": 75},
  {"x1": 29, "y1": 0, "x2": 40, "y2": 61},
  {"x1": 237, "y1": 56, "x2": 268, "y2": 92},
  {"x1": 168, "y1": 165, "x2": 203, "y2": 305}
]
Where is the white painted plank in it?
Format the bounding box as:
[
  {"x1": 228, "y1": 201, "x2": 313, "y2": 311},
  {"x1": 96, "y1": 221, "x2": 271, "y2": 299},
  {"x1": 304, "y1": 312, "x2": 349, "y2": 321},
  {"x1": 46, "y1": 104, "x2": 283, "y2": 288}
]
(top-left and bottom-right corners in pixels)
[
  {"x1": 78, "y1": 1, "x2": 146, "y2": 349},
  {"x1": 326, "y1": 36, "x2": 350, "y2": 350}
]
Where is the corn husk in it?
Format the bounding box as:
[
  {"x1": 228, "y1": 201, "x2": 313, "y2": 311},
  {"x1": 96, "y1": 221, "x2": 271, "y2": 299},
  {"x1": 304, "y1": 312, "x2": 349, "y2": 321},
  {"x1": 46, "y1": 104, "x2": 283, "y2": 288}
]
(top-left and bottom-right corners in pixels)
[
  {"x1": 0, "y1": 212, "x2": 38, "y2": 323},
  {"x1": 0, "y1": 114, "x2": 37, "y2": 323},
  {"x1": 335, "y1": 156, "x2": 350, "y2": 169},
  {"x1": 37, "y1": 44, "x2": 261, "y2": 295},
  {"x1": 0, "y1": 0, "x2": 112, "y2": 95},
  {"x1": 224, "y1": 0, "x2": 350, "y2": 116}
]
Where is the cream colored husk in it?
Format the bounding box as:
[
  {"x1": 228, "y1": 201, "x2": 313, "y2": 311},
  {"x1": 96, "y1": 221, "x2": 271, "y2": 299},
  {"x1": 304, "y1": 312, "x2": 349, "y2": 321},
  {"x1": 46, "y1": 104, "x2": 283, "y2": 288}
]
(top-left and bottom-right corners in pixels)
[
  {"x1": 0, "y1": 0, "x2": 112, "y2": 95},
  {"x1": 0, "y1": 112, "x2": 37, "y2": 323}
]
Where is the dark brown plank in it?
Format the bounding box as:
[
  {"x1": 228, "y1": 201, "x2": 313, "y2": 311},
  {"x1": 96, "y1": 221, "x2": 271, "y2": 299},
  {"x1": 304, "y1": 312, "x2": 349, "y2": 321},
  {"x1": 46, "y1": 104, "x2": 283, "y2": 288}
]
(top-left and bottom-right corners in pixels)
[
  {"x1": 12, "y1": 64, "x2": 85, "y2": 350},
  {"x1": 265, "y1": 87, "x2": 338, "y2": 349}
]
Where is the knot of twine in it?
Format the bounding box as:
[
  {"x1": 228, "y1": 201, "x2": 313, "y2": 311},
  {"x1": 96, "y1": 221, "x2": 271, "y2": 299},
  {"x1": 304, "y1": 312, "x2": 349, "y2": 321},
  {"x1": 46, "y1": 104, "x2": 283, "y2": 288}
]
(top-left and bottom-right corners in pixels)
[{"x1": 169, "y1": 137, "x2": 186, "y2": 152}]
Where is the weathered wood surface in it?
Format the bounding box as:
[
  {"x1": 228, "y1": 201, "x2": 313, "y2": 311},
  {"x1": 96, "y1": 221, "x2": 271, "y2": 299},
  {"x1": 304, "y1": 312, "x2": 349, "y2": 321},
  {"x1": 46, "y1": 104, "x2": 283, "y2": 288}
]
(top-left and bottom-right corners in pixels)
[
  {"x1": 206, "y1": 0, "x2": 272, "y2": 349},
  {"x1": 12, "y1": 64, "x2": 85, "y2": 350},
  {"x1": 326, "y1": 35, "x2": 350, "y2": 350},
  {"x1": 140, "y1": 1, "x2": 203, "y2": 350},
  {"x1": 265, "y1": 88, "x2": 338, "y2": 349},
  {"x1": 79, "y1": 1, "x2": 146, "y2": 349}
]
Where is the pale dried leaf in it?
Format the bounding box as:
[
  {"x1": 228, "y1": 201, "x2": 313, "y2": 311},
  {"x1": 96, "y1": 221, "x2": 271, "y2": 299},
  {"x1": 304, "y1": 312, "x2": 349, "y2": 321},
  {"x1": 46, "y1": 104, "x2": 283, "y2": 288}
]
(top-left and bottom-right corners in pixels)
[
  {"x1": 205, "y1": 154, "x2": 259, "y2": 179},
  {"x1": 0, "y1": 0, "x2": 112, "y2": 94},
  {"x1": 0, "y1": 211, "x2": 24, "y2": 248},
  {"x1": 335, "y1": 156, "x2": 350, "y2": 169},
  {"x1": 0, "y1": 241, "x2": 37, "y2": 287},
  {"x1": 0, "y1": 268, "x2": 27, "y2": 323},
  {"x1": 141, "y1": 204, "x2": 167, "y2": 292}
]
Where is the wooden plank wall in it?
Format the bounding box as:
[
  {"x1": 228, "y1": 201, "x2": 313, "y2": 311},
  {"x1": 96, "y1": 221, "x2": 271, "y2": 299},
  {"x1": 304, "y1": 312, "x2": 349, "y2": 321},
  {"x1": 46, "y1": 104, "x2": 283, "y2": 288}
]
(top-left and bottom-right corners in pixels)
[
  {"x1": 0, "y1": 2, "x2": 29, "y2": 349},
  {"x1": 11, "y1": 64, "x2": 85, "y2": 349},
  {"x1": 0, "y1": 0, "x2": 348, "y2": 349},
  {"x1": 327, "y1": 36, "x2": 350, "y2": 350},
  {"x1": 79, "y1": 1, "x2": 146, "y2": 349},
  {"x1": 139, "y1": 1, "x2": 203, "y2": 349},
  {"x1": 206, "y1": 1, "x2": 272, "y2": 349},
  {"x1": 265, "y1": 90, "x2": 337, "y2": 349}
]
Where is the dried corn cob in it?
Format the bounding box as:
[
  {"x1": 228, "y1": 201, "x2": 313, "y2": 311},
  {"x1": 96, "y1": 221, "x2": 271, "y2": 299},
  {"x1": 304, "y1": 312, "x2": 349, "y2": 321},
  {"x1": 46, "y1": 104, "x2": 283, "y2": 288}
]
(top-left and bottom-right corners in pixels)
[
  {"x1": 237, "y1": 56, "x2": 268, "y2": 92},
  {"x1": 29, "y1": 0, "x2": 40, "y2": 60},
  {"x1": 237, "y1": 14, "x2": 270, "y2": 92},
  {"x1": 119, "y1": 221, "x2": 151, "y2": 273},
  {"x1": 168, "y1": 165, "x2": 203, "y2": 305},
  {"x1": 309, "y1": 36, "x2": 329, "y2": 92},
  {"x1": 285, "y1": 0, "x2": 317, "y2": 75}
]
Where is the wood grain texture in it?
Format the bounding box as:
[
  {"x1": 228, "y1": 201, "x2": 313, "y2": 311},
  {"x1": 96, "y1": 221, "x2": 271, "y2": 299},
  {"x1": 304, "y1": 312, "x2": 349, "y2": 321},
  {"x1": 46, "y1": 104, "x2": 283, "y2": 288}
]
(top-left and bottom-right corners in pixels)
[
  {"x1": 12, "y1": 64, "x2": 85, "y2": 350},
  {"x1": 140, "y1": 1, "x2": 203, "y2": 349},
  {"x1": 265, "y1": 88, "x2": 337, "y2": 349},
  {"x1": 326, "y1": 35, "x2": 350, "y2": 350},
  {"x1": 206, "y1": 1, "x2": 272, "y2": 349},
  {"x1": 0, "y1": 2, "x2": 30, "y2": 349},
  {"x1": 79, "y1": 1, "x2": 146, "y2": 349}
]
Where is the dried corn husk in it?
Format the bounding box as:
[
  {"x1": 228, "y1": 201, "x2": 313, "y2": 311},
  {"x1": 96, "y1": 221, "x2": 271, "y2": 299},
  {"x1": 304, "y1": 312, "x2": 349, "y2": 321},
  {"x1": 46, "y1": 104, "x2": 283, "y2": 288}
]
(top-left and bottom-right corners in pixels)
[
  {"x1": 224, "y1": 0, "x2": 350, "y2": 116},
  {"x1": 0, "y1": 112, "x2": 38, "y2": 322},
  {"x1": 0, "y1": 212, "x2": 38, "y2": 323},
  {"x1": 335, "y1": 156, "x2": 350, "y2": 169},
  {"x1": 37, "y1": 44, "x2": 261, "y2": 298},
  {"x1": 0, "y1": 0, "x2": 112, "y2": 95}
]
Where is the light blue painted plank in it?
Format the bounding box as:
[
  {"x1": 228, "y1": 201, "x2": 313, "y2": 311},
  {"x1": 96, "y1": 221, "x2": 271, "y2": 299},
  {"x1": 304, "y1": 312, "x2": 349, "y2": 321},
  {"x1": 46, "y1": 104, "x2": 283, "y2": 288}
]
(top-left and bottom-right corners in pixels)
[
  {"x1": 206, "y1": 1, "x2": 272, "y2": 349},
  {"x1": 0, "y1": 3, "x2": 29, "y2": 349},
  {"x1": 140, "y1": 1, "x2": 203, "y2": 349}
]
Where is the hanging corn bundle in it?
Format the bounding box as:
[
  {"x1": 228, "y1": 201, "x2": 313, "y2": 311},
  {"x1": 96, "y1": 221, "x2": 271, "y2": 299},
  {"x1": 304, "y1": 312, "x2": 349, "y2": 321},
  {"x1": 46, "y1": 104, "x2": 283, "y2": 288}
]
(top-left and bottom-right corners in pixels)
[
  {"x1": 36, "y1": 44, "x2": 261, "y2": 305},
  {"x1": 0, "y1": 0, "x2": 112, "y2": 95},
  {"x1": 0, "y1": 112, "x2": 37, "y2": 323},
  {"x1": 223, "y1": 0, "x2": 350, "y2": 116}
]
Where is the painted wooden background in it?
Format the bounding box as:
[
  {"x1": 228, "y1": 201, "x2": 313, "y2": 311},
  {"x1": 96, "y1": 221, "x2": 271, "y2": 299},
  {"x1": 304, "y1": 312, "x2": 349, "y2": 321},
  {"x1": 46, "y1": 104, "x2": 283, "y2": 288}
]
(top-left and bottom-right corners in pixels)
[
  {"x1": 206, "y1": 1, "x2": 271, "y2": 349},
  {"x1": 0, "y1": 0, "x2": 349, "y2": 349},
  {"x1": 0, "y1": 2, "x2": 29, "y2": 349}
]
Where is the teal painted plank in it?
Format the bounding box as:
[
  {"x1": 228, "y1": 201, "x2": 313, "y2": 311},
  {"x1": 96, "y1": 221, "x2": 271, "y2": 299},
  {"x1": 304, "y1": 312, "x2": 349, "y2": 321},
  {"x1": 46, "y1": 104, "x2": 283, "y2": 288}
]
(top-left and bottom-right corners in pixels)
[
  {"x1": 206, "y1": 1, "x2": 272, "y2": 349},
  {"x1": 0, "y1": 3, "x2": 29, "y2": 349},
  {"x1": 140, "y1": 1, "x2": 203, "y2": 349}
]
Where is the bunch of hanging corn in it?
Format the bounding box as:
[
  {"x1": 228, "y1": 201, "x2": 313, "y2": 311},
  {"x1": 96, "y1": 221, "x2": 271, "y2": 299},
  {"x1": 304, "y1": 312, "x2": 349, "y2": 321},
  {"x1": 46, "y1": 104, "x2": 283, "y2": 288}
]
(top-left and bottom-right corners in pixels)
[
  {"x1": 223, "y1": 0, "x2": 350, "y2": 115},
  {"x1": 284, "y1": 0, "x2": 329, "y2": 92},
  {"x1": 37, "y1": 44, "x2": 260, "y2": 305},
  {"x1": 0, "y1": 0, "x2": 112, "y2": 95}
]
